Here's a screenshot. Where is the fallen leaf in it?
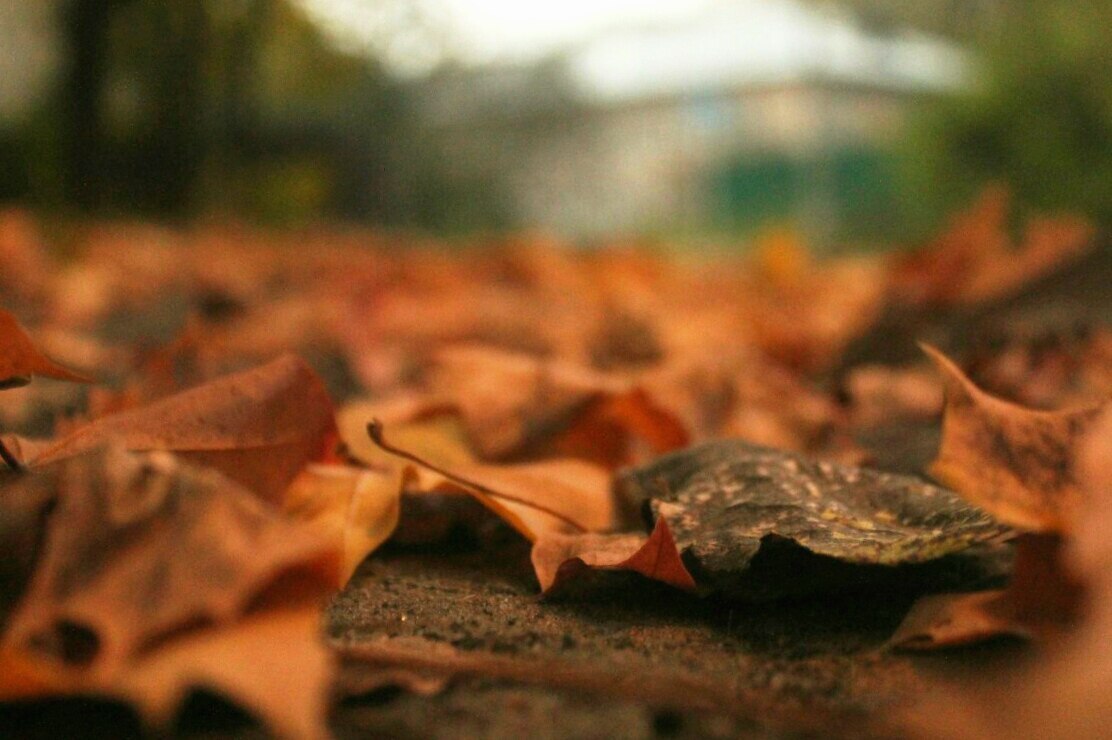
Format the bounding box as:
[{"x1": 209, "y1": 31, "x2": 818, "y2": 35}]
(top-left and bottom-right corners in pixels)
[
  {"x1": 890, "y1": 535, "x2": 1083, "y2": 650},
  {"x1": 0, "y1": 309, "x2": 91, "y2": 388},
  {"x1": 888, "y1": 185, "x2": 1095, "y2": 309},
  {"x1": 337, "y1": 394, "x2": 471, "y2": 478},
  {"x1": 619, "y1": 439, "x2": 1010, "y2": 599},
  {"x1": 284, "y1": 464, "x2": 401, "y2": 583},
  {"x1": 0, "y1": 448, "x2": 339, "y2": 739},
  {"x1": 924, "y1": 343, "x2": 1106, "y2": 532},
  {"x1": 429, "y1": 345, "x2": 687, "y2": 465},
  {"x1": 368, "y1": 420, "x2": 615, "y2": 540},
  {"x1": 893, "y1": 371, "x2": 1112, "y2": 740},
  {"x1": 531, "y1": 517, "x2": 696, "y2": 594},
  {"x1": 115, "y1": 595, "x2": 333, "y2": 740},
  {"x1": 1, "y1": 448, "x2": 338, "y2": 676},
  {"x1": 29, "y1": 354, "x2": 337, "y2": 501}
]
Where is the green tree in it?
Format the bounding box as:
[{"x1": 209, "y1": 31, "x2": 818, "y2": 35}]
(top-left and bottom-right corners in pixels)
[{"x1": 903, "y1": 2, "x2": 1112, "y2": 227}]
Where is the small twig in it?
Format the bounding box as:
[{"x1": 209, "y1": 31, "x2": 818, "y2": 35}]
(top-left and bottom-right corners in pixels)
[
  {"x1": 366, "y1": 419, "x2": 587, "y2": 533},
  {"x1": 0, "y1": 437, "x2": 26, "y2": 473}
]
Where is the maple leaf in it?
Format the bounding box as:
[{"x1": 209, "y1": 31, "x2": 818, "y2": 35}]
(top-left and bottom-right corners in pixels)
[
  {"x1": 28, "y1": 354, "x2": 336, "y2": 501},
  {"x1": 366, "y1": 419, "x2": 615, "y2": 541},
  {"x1": 890, "y1": 534, "x2": 1084, "y2": 650},
  {"x1": 531, "y1": 517, "x2": 696, "y2": 594},
  {"x1": 0, "y1": 309, "x2": 91, "y2": 390},
  {"x1": 923, "y1": 343, "x2": 1106, "y2": 532},
  {"x1": 0, "y1": 448, "x2": 339, "y2": 738},
  {"x1": 893, "y1": 397, "x2": 1112, "y2": 740},
  {"x1": 888, "y1": 185, "x2": 1095, "y2": 309},
  {"x1": 283, "y1": 464, "x2": 401, "y2": 583}
]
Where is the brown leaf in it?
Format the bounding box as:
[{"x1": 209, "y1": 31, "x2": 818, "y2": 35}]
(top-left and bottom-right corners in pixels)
[
  {"x1": 115, "y1": 597, "x2": 333, "y2": 740},
  {"x1": 283, "y1": 464, "x2": 401, "y2": 583},
  {"x1": 889, "y1": 185, "x2": 1095, "y2": 309},
  {"x1": 891, "y1": 535, "x2": 1083, "y2": 650},
  {"x1": 430, "y1": 345, "x2": 687, "y2": 465},
  {"x1": 0, "y1": 309, "x2": 91, "y2": 388},
  {"x1": 893, "y1": 395, "x2": 1112, "y2": 740},
  {"x1": 924, "y1": 343, "x2": 1106, "y2": 532},
  {"x1": 1, "y1": 448, "x2": 339, "y2": 676},
  {"x1": 29, "y1": 354, "x2": 337, "y2": 501},
  {"x1": 367, "y1": 419, "x2": 616, "y2": 540},
  {"x1": 0, "y1": 448, "x2": 339, "y2": 739},
  {"x1": 530, "y1": 517, "x2": 696, "y2": 594}
]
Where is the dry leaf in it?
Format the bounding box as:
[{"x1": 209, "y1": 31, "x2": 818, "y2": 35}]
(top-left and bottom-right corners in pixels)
[
  {"x1": 889, "y1": 185, "x2": 1094, "y2": 309},
  {"x1": 430, "y1": 345, "x2": 687, "y2": 465},
  {"x1": 891, "y1": 535, "x2": 1083, "y2": 649},
  {"x1": 0, "y1": 448, "x2": 339, "y2": 739},
  {"x1": 115, "y1": 596, "x2": 333, "y2": 740},
  {"x1": 0, "y1": 309, "x2": 91, "y2": 388},
  {"x1": 284, "y1": 464, "x2": 401, "y2": 583},
  {"x1": 1, "y1": 448, "x2": 338, "y2": 676},
  {"x1": 894, "y1": 378, "x2": 1112, "y2": 740},
  {"x1": 924, "y1": 343, "x2": 1106, "y2": 532},
  {"x1": 29, "y1": 354, "x2": 337, "y2": 501},
  {"x1": 367, "y1": 420, "x2": 615, "y2": 540},
  {"x1": 531, "y1": 517, "x2": 696, "y2": 594}
]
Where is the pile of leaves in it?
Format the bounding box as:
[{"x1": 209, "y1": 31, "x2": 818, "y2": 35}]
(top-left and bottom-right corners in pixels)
[{"x1": 0, "y1": 188, "x2": 1108, "y2": 739}]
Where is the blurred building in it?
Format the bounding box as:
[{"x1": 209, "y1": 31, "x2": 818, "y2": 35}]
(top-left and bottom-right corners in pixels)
[{"x1": 413, "y1": 1, "x2": 967, "y2": 242}]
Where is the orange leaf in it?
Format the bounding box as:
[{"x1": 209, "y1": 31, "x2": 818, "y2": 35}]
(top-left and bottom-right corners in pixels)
[
  {"x1": 0, "y1": 309, "x2": 91, "y2": 388},
  {"x1": 1, "y1": 449, "x2": 339, "y2": 678},
  {"x1": 890, "y1": 534, "x2": 1084, "y2": 650},
  {"x1": 531, "y1": 517, "x2": 696, "y2": 594},
  {"x1": 30, "y1": 354, "x2": 336, "y2": 501},
  {"x1": 924, "y1": 343, "x2": 1106, "y2": 532},
  {"x1": 367, "y1": 420, "x2": 615, "y2": 540}
]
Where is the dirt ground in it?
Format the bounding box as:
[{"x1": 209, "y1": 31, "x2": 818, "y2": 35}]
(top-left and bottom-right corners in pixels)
[{"x1": 2, "y1": 246, "x2": 1109, "y2": 740}]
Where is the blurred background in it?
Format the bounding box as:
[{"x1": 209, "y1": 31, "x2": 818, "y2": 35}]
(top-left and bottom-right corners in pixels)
[{"x1": 1, "y1": 0, "x2": 1107, "y2": 246}]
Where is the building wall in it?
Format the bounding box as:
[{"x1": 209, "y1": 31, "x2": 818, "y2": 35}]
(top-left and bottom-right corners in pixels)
[{"x1": 429, "y1": 81, "x2": 913, "y2": 239}]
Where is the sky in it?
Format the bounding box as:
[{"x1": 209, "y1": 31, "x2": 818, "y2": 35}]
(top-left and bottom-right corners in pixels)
[{"x1": 296, "y1": 0, "x2": 717, "y2": 74}]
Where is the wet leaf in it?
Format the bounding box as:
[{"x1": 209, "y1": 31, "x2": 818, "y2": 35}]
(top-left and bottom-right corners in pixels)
[
  {"x1": 924, "y1": 343, "x2": 1106, "y2": 532},
  {"x1": 619, "y1": 439, "x2": 1010, "y2": 599}
]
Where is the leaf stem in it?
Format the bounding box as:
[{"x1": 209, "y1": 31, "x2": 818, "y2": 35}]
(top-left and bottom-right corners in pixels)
[{"x1": 366, "y1": 419, "x2": 587, "y2": 533}]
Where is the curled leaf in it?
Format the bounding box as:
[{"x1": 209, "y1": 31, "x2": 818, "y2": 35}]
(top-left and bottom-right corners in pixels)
[
  {"x1": 284, "y1": 464, "x2": 401, "y2": 583},
  {"x1": 620, "y1": 439, "x2": 1010, "y2": 599},
  {"x1": 924, "y1": 343, "x2": 1106, "y2": 532},
  {"x1": 0, "y1": 309, "x2": 91, "y2": 388},
  {"x1": 531, "y1": 517, "x2": 696, "y2": 594},
  {"x1": 368, "y1": 420, "x2": 615, "y2": 540},
  {"x1": 30, "y1": 354, "x2": 337, "y2": 501}
]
